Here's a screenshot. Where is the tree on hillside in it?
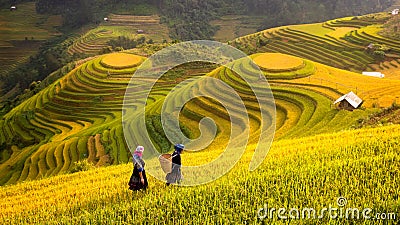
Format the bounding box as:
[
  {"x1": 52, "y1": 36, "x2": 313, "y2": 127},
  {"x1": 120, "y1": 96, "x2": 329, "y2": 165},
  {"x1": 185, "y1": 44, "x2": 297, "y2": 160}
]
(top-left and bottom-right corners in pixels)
[
  {"x1": 36, "y1": 0, "x2": 93, "y2": 28},
  {"x1": 0, "y1": 0, "x2": 28, "y2": 7},
  {"x1": 34, "y1": 0, "x2": 395, "y2": 39}
]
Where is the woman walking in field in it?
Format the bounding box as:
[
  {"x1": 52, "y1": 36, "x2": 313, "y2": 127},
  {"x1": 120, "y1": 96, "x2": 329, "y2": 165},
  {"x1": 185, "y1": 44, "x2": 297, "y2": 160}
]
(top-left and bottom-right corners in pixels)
[
  {"x1": 128, "y1": 146, "x2": 148, "y2": 191},
  {"x1": 166, "y1": 144, "x2": 184, "y2": 186}
]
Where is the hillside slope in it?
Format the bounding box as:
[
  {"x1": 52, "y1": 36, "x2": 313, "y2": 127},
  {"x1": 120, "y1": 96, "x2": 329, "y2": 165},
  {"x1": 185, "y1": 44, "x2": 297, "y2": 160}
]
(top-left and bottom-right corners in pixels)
[
  {"x1": 0, "y1": 2, "x2": 62, "y2": 97},
  {"x1": 1, "y1": 12, "x2": 400, "y2": 187},
  {"x1": 0, "y1": 10, "x2": 400, "y2": 224},
  {"x1": 231, "y1": 12, "x2": 400, "y2": 74},
  {"x1": 1, "y1": 49, "x2": 400, "y2": 185},
  {"x1": 0, "y1": 125, "x2": 399, "y2": 224},
  {"x1": 68, "y1": 14, "x2": 170, "y2": 56}
]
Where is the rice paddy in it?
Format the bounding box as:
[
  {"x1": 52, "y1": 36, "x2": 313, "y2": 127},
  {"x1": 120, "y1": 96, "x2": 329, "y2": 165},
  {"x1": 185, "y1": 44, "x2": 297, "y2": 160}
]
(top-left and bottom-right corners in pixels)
[
  {"x1": 253, "y1": 53, "x2": 304, "y2": 72},
  {"x1": 101, "y1": 53, "x2": 143, "y2": 69},
  {"x1": 231, "y1": 12, "x2": 398, "y2": 74},
  {"x1": 68, "y1": 15, "x2": 170, "y2": 56},
  {"x1": 0, "y1": 2, "x2": 62, "y2": 77},
  {"x1": 0, "y1": 10, "x2": 400, "y2": 224},
  {"x1": 0, "y1": 48, "x2": 390, "y2": 186},
  {"x1": 1, "y1": 124, "x2": 399, "y2": 224}
]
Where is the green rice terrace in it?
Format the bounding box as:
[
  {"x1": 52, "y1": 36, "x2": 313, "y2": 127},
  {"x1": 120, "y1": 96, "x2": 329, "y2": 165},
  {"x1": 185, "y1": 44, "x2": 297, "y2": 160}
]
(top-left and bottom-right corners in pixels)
[
  {"x1": 1, "y1": 47, "x2": 399, "y2": 185},
  {"x1": 67, "y1": 14, "x2": 170, "y2": 56},
  {"x1": 0, "y1": 9, "x2": 400, "y2": 224},
  {"x1": 231, "y1": 12, "x2": 400, "y2": 74},
  {"x1": 0, "y1": 2, "x2": 62, "y2": 88}
]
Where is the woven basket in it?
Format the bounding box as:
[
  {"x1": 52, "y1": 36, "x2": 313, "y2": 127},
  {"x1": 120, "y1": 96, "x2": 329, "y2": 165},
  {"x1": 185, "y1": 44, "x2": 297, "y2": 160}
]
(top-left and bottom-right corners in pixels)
[{"x1": 159, "y1": 154, "x2": 172, "y2": 174}]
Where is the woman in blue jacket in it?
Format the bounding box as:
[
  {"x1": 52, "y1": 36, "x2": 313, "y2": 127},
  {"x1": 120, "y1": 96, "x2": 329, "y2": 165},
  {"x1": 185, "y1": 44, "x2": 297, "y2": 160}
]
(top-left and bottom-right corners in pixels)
[{"x1": 166, "y1": 144, "x2": 184, "y2": 185}]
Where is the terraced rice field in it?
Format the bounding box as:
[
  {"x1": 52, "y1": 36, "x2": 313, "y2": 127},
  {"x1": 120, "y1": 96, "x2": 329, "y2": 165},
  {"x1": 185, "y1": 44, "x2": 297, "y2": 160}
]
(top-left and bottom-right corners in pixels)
[
  {"x1": 101, "y1": 53, "x2": 143, "y2": 69},
  {"x1": 0, "y1": 52, "x2": 217, "y2": 185},
  {"x1": 68, "y1": 15, "x2": 170, "y2": 56},
  {"x1": 252, "y1": 53, "x2": 315, "y2": 79},
  {"x1": 231, "y1": 12, "x2": 399, "y2": 73},
  {"x1": 210, "y1": 56, "x2": 374, "y2": 139},
  {"x1": 0, "y1": 53, "x2": 143, "y2": 184},
  {"x1": 253, "y1": 53, "x2": 304, "y2": 71},
  {"x1": 268, "y1": 61, "x2": 400, "y2": 108},
  {"x1": 0, "y1": 2, "x2": 62, "y2": 75},
  {"x1": 1, "y1": 124, "x2": 399, "y2": 224},
  {"x1": 2, "y1": 50, "x2": 392, "y2": 185},
  {"x1": 67, "y1": 28, "x2": 115, "y2": 55},
  {"x1": 1, "y1": 11, "x2": 400, "y2": 223},
  {"x1": 0, "y1": 41, "x2": 41, "y2": 73}
]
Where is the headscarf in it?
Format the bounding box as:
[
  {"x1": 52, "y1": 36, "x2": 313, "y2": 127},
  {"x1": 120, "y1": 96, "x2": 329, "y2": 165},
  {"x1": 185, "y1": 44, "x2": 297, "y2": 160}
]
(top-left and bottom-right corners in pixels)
[
  {"x1": 133, "y1": 146, "x2": 144, "y2": 170},
  {"x1": 134, "y1": 145, "x2": 144, "y2": 158},
  {"x1": 174, "y1": 143, "x2": 184, "y2": 154}
]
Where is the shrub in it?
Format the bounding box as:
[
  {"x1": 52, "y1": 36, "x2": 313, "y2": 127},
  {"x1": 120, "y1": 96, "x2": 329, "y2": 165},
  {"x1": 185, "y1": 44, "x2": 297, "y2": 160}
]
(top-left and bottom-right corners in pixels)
[
  {"x1": 114, "y1": 47, "x2": 124, "y2": 52},
  {"x1": 373, "y1": 50, "x2": 385, "y2": 61},
  {"x1": 70, "y1": 160, "x2": 94, "y2": 173},
  {"x1": 99, "y1": 46, "x2": 112, "y2": 54}
]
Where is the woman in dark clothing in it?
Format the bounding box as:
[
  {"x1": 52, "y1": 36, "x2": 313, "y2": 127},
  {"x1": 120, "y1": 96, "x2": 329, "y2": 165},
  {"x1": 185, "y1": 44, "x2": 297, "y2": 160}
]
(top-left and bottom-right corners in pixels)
[
  {"x1": 128, "y1": 146, "x2": 148, "y2": 191},
  {"x1": 166, "y1": 144, "x2": 184, "y2": 185}
]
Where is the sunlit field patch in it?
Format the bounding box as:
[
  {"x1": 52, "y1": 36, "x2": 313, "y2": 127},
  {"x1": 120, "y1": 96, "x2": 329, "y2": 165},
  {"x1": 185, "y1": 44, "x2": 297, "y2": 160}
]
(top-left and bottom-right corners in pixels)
[
  {"x1": 253, "y1": 53, "x2": 304, "y2": 72},
  {"x1": 327, "y1": 27, "x2": 357, "y2": 38},
  {"x1": 290, "y1": 23, "x2": 333, "y2": 37},
  {"x1": 250, "y1": 53, "x2": 315, "y2": 79},
  {"x1": 100, "y1": 53, "x2": 143, "y2": 69}
]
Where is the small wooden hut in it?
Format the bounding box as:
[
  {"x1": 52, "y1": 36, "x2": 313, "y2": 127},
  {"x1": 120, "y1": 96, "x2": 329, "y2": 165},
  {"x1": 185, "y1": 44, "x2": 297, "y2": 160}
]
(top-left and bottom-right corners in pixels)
[{"x1": 334, "y1": 91, "x2": 363, "y2": 111}]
